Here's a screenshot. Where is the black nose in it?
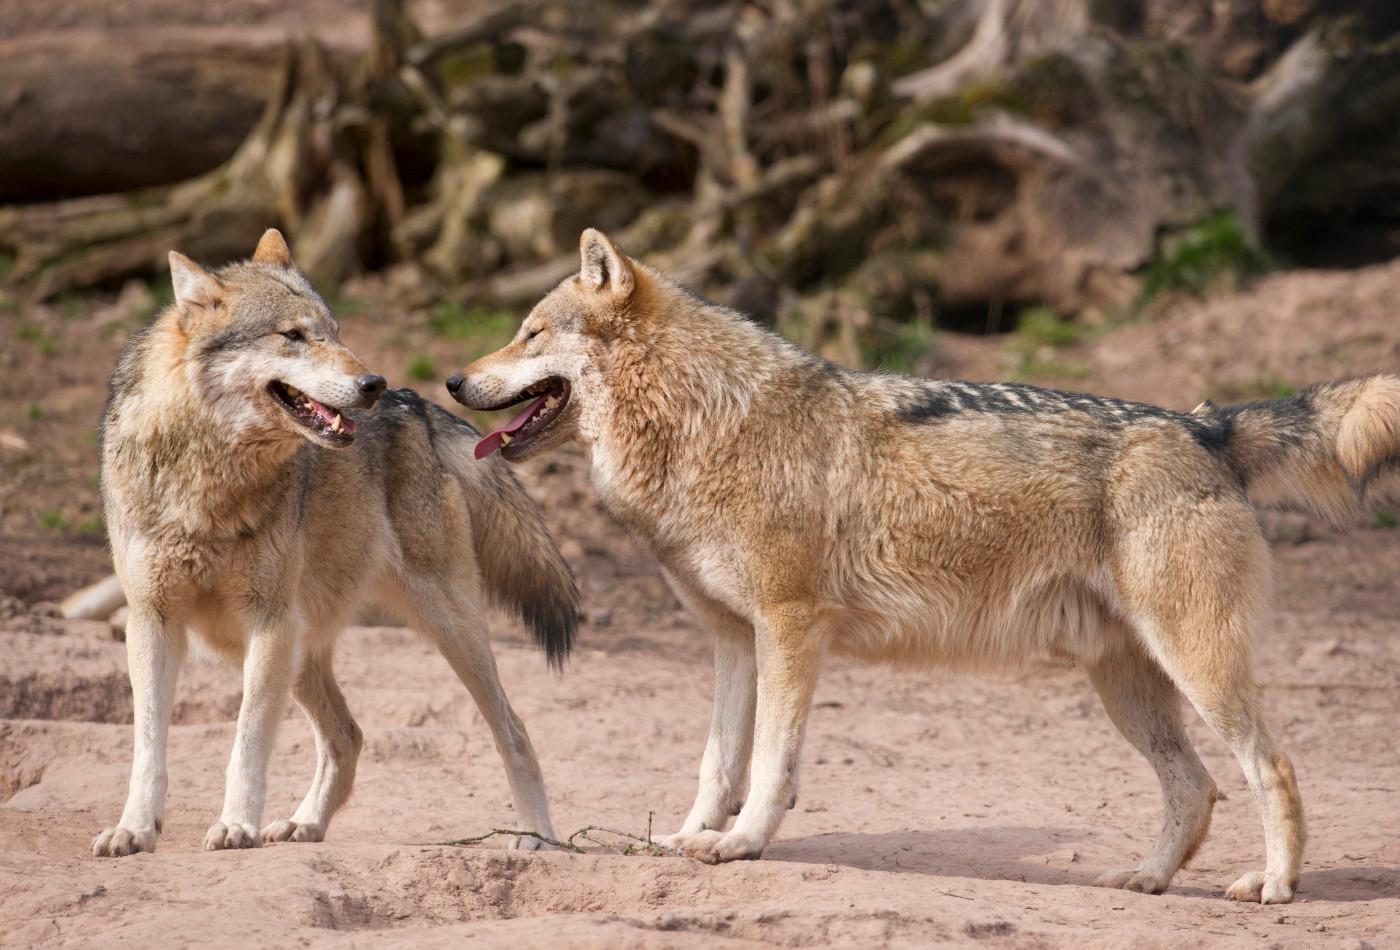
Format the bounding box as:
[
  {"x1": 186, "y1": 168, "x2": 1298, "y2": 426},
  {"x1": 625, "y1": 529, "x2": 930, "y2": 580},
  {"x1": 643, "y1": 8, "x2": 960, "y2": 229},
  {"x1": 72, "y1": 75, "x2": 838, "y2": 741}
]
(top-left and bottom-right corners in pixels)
[
  {"x1": 356, "y1": 374, "x2": 386, "y2": 399},
  {"x1": 445, "y1": 374, "x2": 464, "y2": 395}
]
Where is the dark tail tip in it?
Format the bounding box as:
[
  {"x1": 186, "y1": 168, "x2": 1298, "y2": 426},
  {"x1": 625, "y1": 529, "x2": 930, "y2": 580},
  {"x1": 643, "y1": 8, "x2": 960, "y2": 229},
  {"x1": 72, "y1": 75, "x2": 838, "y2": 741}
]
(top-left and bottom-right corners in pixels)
[{"x1": 520, "y1": 580, "x2": 579, "y2": 672}]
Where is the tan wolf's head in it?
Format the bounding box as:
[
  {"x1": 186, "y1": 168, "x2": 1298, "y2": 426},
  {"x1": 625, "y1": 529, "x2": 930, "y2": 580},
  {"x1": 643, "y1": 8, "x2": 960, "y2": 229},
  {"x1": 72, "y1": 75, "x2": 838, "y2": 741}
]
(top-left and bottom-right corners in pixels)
[
  {"x1": 166, "y1": 230, "x2": 385, "y2": 449},
  {"x1": 447, "y1": 228, "x2": 648, "y2": 462}
]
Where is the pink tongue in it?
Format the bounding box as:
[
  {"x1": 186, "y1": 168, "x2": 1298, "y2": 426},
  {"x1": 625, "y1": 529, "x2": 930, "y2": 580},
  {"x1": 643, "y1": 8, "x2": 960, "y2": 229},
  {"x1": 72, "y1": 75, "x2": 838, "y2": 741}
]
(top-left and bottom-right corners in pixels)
[
  {"x1": 474, "y1": 394, "x2": 549, "y2": 460},
  {"x1": 309, "y1": 398, "x2": 355, "y2": 434}
]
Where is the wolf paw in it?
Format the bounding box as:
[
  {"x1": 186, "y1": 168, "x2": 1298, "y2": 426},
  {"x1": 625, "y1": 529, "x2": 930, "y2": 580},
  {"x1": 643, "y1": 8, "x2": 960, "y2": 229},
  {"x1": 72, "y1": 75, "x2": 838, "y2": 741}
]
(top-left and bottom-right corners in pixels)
[
  {"x1": 1225, "y1": 870, "x2": 1294, "y2": 904},
  {"x1": 92, "y1": 825, "x2": 158, "y2": 857},
  {"x1": 261, "y1": 819, "x2": 325, "y2": 844},
  {"x1": 649, "y1": 831, "x2": 691, "y2": 853},
  {"x1": 507, "y1": 832, "x2": 554, "y2": 852},
  {"x1": 1094, "y1": 867, "x2": 1168, "y2": 895},
  {"x1": 204, "y1": 821, "x2": 262, "y2": 851},
  {"x1": 679, "y1": 829, "x2": 765, "y2": 864}
]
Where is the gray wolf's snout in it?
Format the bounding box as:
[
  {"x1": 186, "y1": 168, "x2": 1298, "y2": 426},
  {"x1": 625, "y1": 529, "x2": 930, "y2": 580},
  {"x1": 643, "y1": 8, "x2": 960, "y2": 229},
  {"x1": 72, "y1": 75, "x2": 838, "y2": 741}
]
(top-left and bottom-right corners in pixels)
[
  {"x1": 445, "y1": 374, "x2": 464, "y2": 396},
  {"x1": 356, "y1": 374, "x2": 386, "y2": 406}
]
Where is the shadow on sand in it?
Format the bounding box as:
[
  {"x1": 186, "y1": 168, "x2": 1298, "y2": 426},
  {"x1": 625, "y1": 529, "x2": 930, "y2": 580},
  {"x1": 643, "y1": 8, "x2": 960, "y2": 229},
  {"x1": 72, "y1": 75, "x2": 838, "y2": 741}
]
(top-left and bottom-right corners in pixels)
[{"x1": 767, "y1": 829, "x2": 1399, "y2": 903}]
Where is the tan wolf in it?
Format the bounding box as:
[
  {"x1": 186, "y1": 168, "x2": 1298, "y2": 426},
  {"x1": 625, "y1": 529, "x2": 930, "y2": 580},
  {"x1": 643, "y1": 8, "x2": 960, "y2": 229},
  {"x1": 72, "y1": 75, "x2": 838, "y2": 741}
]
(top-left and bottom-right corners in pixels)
[
  {"x1": 93, "y1": 231, "x2": 577, "y2": 857},
  {"x1": 448, "y1": 227, "x2": 1400, "y2": 904}
]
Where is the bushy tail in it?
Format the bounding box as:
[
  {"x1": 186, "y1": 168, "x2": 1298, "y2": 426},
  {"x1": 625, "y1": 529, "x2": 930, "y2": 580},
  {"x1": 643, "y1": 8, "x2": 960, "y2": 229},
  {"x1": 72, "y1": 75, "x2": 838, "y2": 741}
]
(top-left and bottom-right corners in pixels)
[
  {"x1": 1212, "y1": 374, "x2": 1400, "y2": 521},
  {"x1": 465, "y1": 462, "x2": 580, "y2": 670}
]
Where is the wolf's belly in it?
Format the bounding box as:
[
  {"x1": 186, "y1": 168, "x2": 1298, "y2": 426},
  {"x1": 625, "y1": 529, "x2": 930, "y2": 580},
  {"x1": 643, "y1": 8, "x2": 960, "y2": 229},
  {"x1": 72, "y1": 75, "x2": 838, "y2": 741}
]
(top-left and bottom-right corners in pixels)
[{"x1": 827, "y1": 569, "x2": 1127, "y2": 671}]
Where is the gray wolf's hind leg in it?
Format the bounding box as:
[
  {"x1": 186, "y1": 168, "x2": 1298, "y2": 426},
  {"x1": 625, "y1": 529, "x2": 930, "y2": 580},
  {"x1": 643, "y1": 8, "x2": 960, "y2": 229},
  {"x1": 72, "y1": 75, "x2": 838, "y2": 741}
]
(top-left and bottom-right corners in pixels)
[
  {"x1": 1089, "y1": 645, "x2": 1218, "y2": 895},
  {"x1": 406, "y1": 586, "x2": 557, "y2": 849},
  {"x1": 263, "y1": 648, "x2": 363, "y2": 844}
]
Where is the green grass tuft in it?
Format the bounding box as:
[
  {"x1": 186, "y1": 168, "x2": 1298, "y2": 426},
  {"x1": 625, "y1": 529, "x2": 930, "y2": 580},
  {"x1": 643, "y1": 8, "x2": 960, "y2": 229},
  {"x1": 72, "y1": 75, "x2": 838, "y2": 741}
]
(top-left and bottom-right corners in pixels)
[
  {"x1": 866, "y1": 316, "x2": 937, "y2": 374},
  {"x1": 1007, "y1": 307, "x2": 1086, "y2": 380},
  {"x1": 134, "y1": 282, "x2": 174, "y2": 326},
  {"x1": 1206, "y1": 375, "x2": 1296, "y2": 404},
  {"x1": 426, "y1": 302, "x2": 519, "y2": 346},
  {"x1": 39, "y1": 511, "x2": 70, "y2": 532},
  {"x1": 407, "y1": 355, "x2": 438, "y2": 381},
  {"x1": 1140, "y1": 211, "x2": 1272, "y2": 303}
]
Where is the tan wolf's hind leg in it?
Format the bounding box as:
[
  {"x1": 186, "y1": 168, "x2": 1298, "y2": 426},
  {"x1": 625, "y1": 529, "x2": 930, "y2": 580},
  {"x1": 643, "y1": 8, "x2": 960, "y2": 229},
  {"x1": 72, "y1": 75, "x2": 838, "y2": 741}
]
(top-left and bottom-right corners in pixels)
[
  {"x1": 1129, "y1": 608, "x2": 1304, "y2": 903},
  {"x1": 263, "y1": 649, "x2": 363, "y2": 844},
  {"x1": 406, "y1": 586, "x2": 558, "y2": 849},
  {"x1": 1089, "y1": 644, "x2": 1218, "y2": 895}
]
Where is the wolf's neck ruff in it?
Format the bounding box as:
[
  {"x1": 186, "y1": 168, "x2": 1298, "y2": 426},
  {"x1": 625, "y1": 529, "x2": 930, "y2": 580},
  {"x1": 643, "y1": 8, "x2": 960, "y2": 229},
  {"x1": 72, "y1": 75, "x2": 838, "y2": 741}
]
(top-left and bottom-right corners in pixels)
[{"x1": 104, "y1": 314, "x2": 309, "y2": 541}]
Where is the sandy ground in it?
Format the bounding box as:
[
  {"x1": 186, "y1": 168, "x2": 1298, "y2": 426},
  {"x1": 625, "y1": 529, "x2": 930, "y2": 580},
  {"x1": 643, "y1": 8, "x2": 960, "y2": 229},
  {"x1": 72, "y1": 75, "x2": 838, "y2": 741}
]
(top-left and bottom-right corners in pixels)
[{"x1": 2, "y1": 261, "x2": 1399, "y2": 947}]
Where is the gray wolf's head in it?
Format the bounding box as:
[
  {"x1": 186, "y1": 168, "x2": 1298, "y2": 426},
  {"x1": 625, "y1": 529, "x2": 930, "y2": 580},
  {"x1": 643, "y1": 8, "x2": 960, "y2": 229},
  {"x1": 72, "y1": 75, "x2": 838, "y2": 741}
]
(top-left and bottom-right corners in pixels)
[
  {"x1": 169, "y1": 230, "x2": 385, "y2": 449},
  {"x1": 447, "y1": 228, "x2": 647, "y2": 462}
]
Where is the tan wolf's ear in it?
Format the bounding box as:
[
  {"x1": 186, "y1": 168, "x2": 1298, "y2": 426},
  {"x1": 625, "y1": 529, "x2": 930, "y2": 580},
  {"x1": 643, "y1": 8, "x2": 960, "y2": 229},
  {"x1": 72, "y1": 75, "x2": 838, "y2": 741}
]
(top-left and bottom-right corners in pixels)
[
  {"x1": 579, "y1": 228, "x2": 634, "y2": 300},
  {"x1": 168, "y1": 252, "x2": 223, "y2": 316},
  {"x1": 252, "y1": 228, "x2": 295, "y2": 268}
]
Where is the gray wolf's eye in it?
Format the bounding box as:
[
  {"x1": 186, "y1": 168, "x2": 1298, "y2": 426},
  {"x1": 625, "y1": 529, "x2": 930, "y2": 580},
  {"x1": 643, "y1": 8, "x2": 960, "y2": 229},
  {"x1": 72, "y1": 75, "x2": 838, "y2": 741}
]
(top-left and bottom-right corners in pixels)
[
  {"x1": 525, "y1": 328, "x2": 541, "y2": 342},
  {"x1": 281, "y1": 329, "x2": 305, "y2": 342}
]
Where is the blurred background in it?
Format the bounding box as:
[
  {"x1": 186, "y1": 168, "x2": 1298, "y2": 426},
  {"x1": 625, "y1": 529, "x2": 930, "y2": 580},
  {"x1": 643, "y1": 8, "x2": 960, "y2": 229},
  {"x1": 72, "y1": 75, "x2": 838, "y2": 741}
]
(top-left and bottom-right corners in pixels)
[{"x1": 1, "y1": 0, "x2": 1399, "y2": 605}]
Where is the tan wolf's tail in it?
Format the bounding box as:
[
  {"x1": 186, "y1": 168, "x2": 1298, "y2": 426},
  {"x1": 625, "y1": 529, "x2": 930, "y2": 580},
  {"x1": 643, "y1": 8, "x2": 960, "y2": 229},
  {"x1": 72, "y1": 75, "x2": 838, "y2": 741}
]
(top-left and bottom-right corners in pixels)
[
  {"x1": 1215, "y1": 374, "x2": 1400, "y2": 521},
  {"x1": 466, "y1": 465, "x2": 580, "y2": 670}
]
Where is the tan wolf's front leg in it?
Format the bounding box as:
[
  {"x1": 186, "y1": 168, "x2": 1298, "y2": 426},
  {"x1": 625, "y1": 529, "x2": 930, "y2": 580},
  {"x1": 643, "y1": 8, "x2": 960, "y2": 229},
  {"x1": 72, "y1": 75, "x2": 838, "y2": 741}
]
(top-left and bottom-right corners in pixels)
[
  {"x1": 682, "y1": 602, "x2": 822, "y2": 864},
  {"x1": 93, "y1": 608, "x2": 186, "y2": 857},
  {"x1": 655, "y1": 632, "x2": 756, "y2": 851},
  {"x1": 205, "y1": 626, "x2": 297, "y2": 851}
]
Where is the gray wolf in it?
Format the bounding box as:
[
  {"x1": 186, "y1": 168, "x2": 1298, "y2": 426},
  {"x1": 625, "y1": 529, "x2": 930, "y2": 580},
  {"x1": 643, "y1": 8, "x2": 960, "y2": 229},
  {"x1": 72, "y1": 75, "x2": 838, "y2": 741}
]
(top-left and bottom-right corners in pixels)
[
  {"x1": 93, "y1": 230, "x2": 576, "y2": 857},
  {"x1": 448, "y1": 227, "x2": 1400, "y2": 904}
]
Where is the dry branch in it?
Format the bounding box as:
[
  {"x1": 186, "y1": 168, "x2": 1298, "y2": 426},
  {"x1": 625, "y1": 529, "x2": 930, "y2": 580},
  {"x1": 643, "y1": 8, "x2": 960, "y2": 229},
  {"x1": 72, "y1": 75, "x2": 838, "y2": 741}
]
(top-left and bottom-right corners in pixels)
[
  {"x1": 436, "y1": 820, "x2": 685, "y2": 858},
  {"x1": 893, "y1": 0, "x2": 1010, "y2": 101}
]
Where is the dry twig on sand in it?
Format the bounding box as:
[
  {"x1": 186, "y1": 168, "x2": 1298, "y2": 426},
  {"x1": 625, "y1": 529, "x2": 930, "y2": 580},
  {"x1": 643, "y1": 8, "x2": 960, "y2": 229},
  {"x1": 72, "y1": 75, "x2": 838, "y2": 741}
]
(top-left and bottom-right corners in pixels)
[{"x1": 434, "y1": 814, "x2": 686, "y2": 858}]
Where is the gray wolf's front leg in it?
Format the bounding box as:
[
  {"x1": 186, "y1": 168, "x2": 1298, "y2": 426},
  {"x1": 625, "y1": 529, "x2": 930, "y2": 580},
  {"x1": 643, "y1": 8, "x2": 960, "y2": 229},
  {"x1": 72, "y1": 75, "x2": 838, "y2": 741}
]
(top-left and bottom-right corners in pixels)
[
  {"x1": 205, "y1": 624, "x2": 297, "y2": 850},
  {"x1": 655, "y1": 632, "x2": 757, "y2": 850},
  {"x1": 93, "y1": 607, "x2": 186, "y2": 856},
  {"x1": 681, "y1": 602, "x2": 821, "y2": 863}
]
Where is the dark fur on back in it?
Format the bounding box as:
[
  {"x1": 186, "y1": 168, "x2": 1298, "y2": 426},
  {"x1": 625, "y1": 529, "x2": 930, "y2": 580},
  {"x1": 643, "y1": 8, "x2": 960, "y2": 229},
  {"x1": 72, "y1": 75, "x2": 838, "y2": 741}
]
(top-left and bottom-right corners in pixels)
[
  {"x1": 896, "y1": 379, "x2": 1233, "y2": 451},
  {"x1": 895, "y1": 375, "x2": 1400, "y2": 520}
]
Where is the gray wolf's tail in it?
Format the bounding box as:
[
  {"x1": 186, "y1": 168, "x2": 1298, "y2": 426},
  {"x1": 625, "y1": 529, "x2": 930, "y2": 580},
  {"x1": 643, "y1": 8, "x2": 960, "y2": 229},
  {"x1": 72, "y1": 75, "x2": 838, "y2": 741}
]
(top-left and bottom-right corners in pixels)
[
  {"x1": 466, "y1": 465, "x2": 579, "y2": 670},
  {"x1": 1213, "y1": 374, "x2": 1400, "y2": 521}
]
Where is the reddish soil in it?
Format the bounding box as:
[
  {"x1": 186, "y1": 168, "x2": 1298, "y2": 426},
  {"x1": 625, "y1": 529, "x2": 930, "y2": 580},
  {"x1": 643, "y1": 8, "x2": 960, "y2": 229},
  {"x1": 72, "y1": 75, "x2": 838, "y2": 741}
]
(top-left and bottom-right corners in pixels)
[{"x1": 1, "y1": 261, "x2": 1398, "y2": 947}]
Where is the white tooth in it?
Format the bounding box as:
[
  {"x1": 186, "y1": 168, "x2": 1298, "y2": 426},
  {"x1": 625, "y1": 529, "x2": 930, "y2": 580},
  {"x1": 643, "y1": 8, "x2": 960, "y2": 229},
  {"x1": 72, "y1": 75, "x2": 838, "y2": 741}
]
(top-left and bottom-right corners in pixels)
[
  {"x1": 544, "y1": 396, "x2": 559, "y2": 409},
  {"x1": 499, "y1": 432, "x2": 513, "y2": 445},
  {"x1": 331, "y1": 415, "x2": 342, "y2": 432}
]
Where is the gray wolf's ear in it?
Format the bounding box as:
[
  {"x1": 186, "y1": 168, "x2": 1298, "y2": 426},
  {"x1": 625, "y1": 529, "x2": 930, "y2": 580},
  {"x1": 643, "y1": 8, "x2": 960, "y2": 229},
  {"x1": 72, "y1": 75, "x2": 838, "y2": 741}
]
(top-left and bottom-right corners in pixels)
[
  {"x1": 579, "y1": 228, "x2": 634, "y2": 300},
  {"x1": 252, "y1": 228, "x2": 295, "y2": 268},
  {"x1": 168, "y1": 252, "x2": 223, "y2": 315}
]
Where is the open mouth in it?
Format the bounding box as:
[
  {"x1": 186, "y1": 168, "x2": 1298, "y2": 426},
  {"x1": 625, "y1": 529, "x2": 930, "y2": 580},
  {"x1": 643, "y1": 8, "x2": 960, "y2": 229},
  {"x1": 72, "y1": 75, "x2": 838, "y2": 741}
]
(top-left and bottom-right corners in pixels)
[
  {"x1": 267, "y1": 380, "x2": 356, "y2": 444},
  {"x1": 473, "y1": 377, "x2": 571, "y2": 460}
]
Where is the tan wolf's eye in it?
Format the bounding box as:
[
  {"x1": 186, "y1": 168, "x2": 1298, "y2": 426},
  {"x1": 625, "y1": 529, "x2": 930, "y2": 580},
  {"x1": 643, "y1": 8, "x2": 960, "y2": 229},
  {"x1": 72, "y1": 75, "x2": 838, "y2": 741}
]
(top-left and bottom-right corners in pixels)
[
  {"x1": 524, "y1": 328, "x2": 541, "y2": 342},
  {"x1": 280, "y1": 329, "x2": 305, "y2": 342}
]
